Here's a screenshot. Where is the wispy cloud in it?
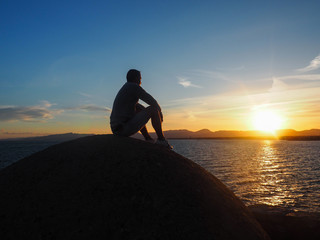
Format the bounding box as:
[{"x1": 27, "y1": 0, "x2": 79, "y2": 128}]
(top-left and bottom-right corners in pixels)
[
  {"x1": 64, "y1": 104, "x2": 111, "y2": 113},
  {"x1": 39, "y1": 100, "x2": 55, "y2": 108},
  {"x1": 297, "y1": 54, "x2": 320, "y2": 72},
  {"x1": 78, "y1": 105, "x2": 111, "y2": 112},
  {"x1": 269, "y1": 77, "x2": 289, "y2": 92},
  {"x1": 0, "y1": 106, "x2": 57, "y2": 122},
  {"x1": 0, "y1": 101, "x2": 111, "y2": 122},
  {"x1": 0, "y1": 100, "x2": 61, "y2": 122},
  {"x1": 269, "y1": 74, "x2": 320, "y2": 93},
  {"x1": 78, "y1": 92, "x2": 93, "y2": 98},
  {"x1": 178, "y1": 77, "x2": 202, "y2": 88},
  {"x1": 277, "y1": 74, "x2": 320, "y2": 81}
]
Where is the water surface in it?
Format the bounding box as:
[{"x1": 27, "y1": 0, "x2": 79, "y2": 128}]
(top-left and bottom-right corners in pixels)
[{"x1": 171, "y1": 139, "x2": 320, "y2": 212}]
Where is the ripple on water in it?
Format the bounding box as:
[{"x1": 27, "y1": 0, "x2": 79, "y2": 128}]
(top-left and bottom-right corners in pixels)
[{"x1": 171, "y1": 139, "x2": 320, "y2": 213}]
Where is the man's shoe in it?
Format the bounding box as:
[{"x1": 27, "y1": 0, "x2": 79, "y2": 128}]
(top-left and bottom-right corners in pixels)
[{"x1": 156, "y1": 139, "x2": 173, "y2": 149}]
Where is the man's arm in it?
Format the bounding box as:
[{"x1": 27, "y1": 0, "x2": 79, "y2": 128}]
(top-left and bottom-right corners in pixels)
[
  {"x1": 138, "y1": 86, "x2": 163, "y2": 122},
  {"x1": 138, "y1": 87, "x2": 161, "y2": 111}
]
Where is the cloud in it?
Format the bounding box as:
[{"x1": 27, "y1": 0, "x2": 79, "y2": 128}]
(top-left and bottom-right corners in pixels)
[
  {"x1": 178, "y1": 77, "x2": 202, "y2": 88},
  {"x1": 64, "y1": 104, "x2": 111, "y2": 112},
  {"x1": 78, "y1": 105, "x2": 111, "y2": 112},
  {"x1": 297, "y1": 54, "x2": 320, "y2": 72},
  {"x1": 0, "y1": 100, "x2": 63, "y2": 122},
  {"x1": 0, "y1": 106, "x2": 55, "y2": 122},
  {"x1": 268, "y1": 74, "x2": 320, "y2": 93},
  {"x1": 277, "y1": 74, "x2": 320, "y2": 81},
  {"x1": 269, "y1": 77, "x2": 289, "y2": 92},
  {"x1": 39, "y1": 100, "x2": 55, "y2": 108},
  {"x1": 0, "y1": 102, "x2": 111, "y2": 122},
  {"x1": 78, "y1": 92, "x2": 93, "y2": 98}
]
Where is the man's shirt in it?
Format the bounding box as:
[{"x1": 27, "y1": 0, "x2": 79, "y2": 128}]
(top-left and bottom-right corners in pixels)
[{"x1": 110, "y1": 82, "x2": 161, "y2": 127}]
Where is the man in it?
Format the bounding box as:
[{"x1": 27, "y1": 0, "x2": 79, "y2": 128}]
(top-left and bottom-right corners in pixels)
[{"x1": 110, "y1": 69, "x2": 172, "y2": 149}]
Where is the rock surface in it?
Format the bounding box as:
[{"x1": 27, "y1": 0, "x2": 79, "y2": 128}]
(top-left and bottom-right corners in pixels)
[
  {"x1": 249, "y1": 205, "x2": 320, "y2": 240},
  {"x1": 0, "y1": 135, "x2": 269, "y2": 239}
]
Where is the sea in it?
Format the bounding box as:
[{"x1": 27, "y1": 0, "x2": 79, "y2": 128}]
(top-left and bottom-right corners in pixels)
[{"x1": 1, "y1": 139, "x2": 319, "y2": 213}]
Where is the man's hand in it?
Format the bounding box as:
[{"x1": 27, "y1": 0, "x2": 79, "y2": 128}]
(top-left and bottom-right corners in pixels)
[{"x1": 160, "y1": 111, "x2": 163, "y2": 122}]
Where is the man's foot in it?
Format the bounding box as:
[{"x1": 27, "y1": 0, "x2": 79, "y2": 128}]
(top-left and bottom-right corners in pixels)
[{"x1": 155, "y1": 139, "x2": 173, "y2": 149}]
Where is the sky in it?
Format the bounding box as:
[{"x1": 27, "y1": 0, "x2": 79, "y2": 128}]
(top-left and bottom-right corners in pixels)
[{"x1": 1, "y1": 0, "x2": 320, "y2": 138}]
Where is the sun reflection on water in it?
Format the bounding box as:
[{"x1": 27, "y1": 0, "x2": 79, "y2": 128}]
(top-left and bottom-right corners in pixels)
[
  {"x1": 171, "y1": 139, "x2": 320, "y2": 212},
  {"x1": 254, "y1": 140, "x2": 296, "y2": 207}
]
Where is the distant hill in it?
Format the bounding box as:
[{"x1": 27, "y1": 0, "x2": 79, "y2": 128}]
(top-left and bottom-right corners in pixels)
[
  {"x1": 134, "y1": 129, "x2": 320, "y2": 140},
  {"x1": 0, "y1": 133, "x2": 94, "y2": 142},
  {"x1": 277, "y1": 129, "x2": 320, "y2": 136},
  {"x1": 3, "y1": 129, "x2": 320, "y2": 142}
]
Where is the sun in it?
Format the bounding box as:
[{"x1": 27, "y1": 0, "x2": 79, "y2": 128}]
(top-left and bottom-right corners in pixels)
[{"x1": 252, "y1": 110, "x2": 283, "y2": 133}]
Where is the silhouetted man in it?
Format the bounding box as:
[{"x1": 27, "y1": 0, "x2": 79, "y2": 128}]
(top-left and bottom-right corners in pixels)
[{"x1": 110, "y1": 69, "x2": 172, "y2": 149}]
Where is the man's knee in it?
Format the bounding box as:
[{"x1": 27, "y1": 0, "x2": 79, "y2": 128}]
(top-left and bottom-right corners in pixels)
[{"x1": 146, "y1": 106, "x2": 159, "y2": 117}]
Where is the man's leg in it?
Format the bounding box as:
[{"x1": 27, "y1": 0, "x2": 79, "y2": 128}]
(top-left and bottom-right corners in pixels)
[
  {"x1": 119, "y1": 108, "x2": 152, "y2": 137},
  {"x1": 135, "y1": 104, "x2": 153, "y2": 140},
  {"x1": 120, "y1": 105, "x2": 172, "y2": 148},
  {"x1": 146, "y1": 106, "x2": 172, "y2": 149},
  {"x1": 139, "y1": 126, "x2": 153, "y2": 140},
  {"x1": 145, "y1": 106, "x2": 165, "y2": 140}
]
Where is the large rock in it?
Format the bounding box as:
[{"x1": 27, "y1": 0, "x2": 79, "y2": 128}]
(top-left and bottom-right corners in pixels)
[
  {"x1": 249, "y1": 205, "x2": 320, "y2": 240},
  {"x1": 0, "y1": 135, "x2": 270, "y2": 239}
]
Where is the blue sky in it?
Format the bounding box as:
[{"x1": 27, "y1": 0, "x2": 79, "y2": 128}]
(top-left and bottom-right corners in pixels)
[{"x1": 1, "y1": 0, "x2": 320, "y2": 137}]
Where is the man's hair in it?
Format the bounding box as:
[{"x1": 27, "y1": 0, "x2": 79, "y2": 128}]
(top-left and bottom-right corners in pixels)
[{"x1": 126, "y1": 69, "x2": 141, "y2": 83}]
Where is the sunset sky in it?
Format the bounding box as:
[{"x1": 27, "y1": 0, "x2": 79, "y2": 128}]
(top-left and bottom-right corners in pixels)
[{"x1": 1, "y1": 0, "x2": 320, "y2": 138}]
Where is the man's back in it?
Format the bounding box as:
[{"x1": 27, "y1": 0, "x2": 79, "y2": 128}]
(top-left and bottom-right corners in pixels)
[{"x1": 110, "y1": 82, "x2": 140, "y2": 127}]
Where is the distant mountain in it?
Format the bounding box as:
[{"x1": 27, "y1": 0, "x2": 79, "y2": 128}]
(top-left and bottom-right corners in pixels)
[
  {"x1": 0, "y1": 133, "x2": 94, "y2": 142},
  {"x1": 3, "y1": 129, "x2": 320, "y2": 142},
  {"x1": 162, "y1": 129, "x2": 195, "y2": 138},
  {"x1": 194, "y1": 129, "x2": 214, "y2": 138},
  {"x1": 301, "y1": 129, "x2": 320, "y2": 136},
  {"x1": 168, "y1": 129, "x2": 276, "y2": 139},
  {"x1": 277, "y1": 129, "x2": 320, "y2": 140},
  {"x1": 134, "y1": 129, "x2": 320, "y2": 139}
]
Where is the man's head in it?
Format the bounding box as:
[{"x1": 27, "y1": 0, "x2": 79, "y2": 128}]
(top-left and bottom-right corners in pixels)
[{"x1": 126, "y1": 69, "x2": 141, "y2": 85}]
